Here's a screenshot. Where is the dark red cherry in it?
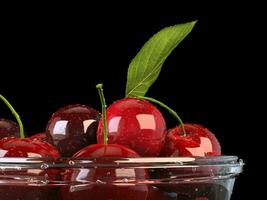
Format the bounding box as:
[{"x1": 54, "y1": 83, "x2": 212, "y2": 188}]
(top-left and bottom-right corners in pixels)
[
  {"x1": 97, "y1": 98, "x2": 167, "y2": 157},
  {"x1": 161, "y1": 123, "x2": 221, "y2": 157},
  {"x1": 0, "y1": 96, "x2": 61, "y2": 199},
  {"x1": 0, "y1": 119, "x2": 20, "y2": 138},
  {"x1": 30, "y1": 132, "x2": 47, "y2": 142},
  {"x1": 61, "y1": 144, "x2": 149, "y2": 200},
  {"x1": 46, "y1": 104, "x2": 101, "y2": 157}
]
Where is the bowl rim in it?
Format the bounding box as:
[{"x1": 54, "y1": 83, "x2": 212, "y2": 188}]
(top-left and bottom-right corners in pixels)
[
  {"x1": 0, "y1": 155, "x2": 244, "y2": 170},
  {"x1": 0, "y1": 156, "x2": 244, "y2": 184}
]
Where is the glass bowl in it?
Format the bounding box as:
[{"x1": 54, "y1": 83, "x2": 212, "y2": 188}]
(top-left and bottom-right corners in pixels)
[{"x1": 0, "y1": 156, "x2": 243, "y2": 200}]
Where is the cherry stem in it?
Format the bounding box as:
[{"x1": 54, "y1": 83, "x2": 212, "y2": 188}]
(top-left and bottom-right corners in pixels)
[
  {"x1": 137, "y1": 96, "x2": 186, "y2": 136},
  {"x1": 0, "y1": 95, "x2": 25, "y2": 138},
  {"x1": 96, "y1": 83, "x2": 108, "y2": 145}
]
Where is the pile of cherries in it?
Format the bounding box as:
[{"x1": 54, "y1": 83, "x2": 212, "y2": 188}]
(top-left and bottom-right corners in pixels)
[
  {"x1": 0, "y1": 89, "x2": 221, "y2": 199},
  {"x1": 0, "y1": 92, "x2": 221, "y2": 159}
]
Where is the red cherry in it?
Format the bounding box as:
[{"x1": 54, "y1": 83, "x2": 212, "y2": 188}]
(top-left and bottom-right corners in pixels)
[
  {"x1": 61, "y1": 144, "x2": 149, "y2": 200},
  {"x1": 0, "y1": 119, "x2": 20, "y2": 138},
  {"x1": 0, "y1": 137, "x2": 60, "y2": 157},
  {"x1": 73, "y1": 143, "x2": 142, "y2": 158},
  {"x1": 0, "y1": 137, "x2": 60, "y2": 199},
  {"x1": 46, "y1": 104, "x2": 101, "y2": 157},
  {"x1": 97, "y1": 98, "x2": 167, "y2": 157},
  {"x1": 30, "y1": 132, "x2": 47, "y2": 142},
  {"x1": 161, "y1": 123, "x2": 221, "y2": 157}
]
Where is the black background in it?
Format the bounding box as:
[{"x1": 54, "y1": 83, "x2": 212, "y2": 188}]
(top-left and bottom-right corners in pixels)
[{"x1": 0, "y1": 2, "x2": 264, "y2": 199}]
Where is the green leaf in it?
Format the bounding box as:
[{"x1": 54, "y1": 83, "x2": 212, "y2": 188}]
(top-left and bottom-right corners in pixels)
[{"x1": 125, "y1": 21, "x2": 197, "y2": 97}]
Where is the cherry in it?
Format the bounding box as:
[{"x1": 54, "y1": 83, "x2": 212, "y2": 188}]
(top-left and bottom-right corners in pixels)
[
  {"x1": 0, "y1": 95, "x2": 61, "y2": 200},
  {"x1": 62, "y1": 144, "x2": 149, "y2": 200},
  {"x1": 161, "y1": 123, "x2": 221, "y2": 157},
  {"x1": 61, "y1": 84, "x2": 149, "y2": 200},
  {"x1": 0, "y1": 119, "x2": 20, "y2": 138},
  {"x1": 30, "y1": 132, "x2": 47, "y2": 142},
  {"x1": 0, "y1": 137, "x2": 60, "y2": 157},
  {"x1": 0, "y1": 136, "x2": 61, "y2": 200},
  {"x1": 46, "y1": 104, "x2": 101, "y2": 157},
  {"x1": 0, "y1": 95, "x2": 60, "y2": 156},
  {"x1": 135, "y1": 96, "x2": 221, "y2": 157},
  {"x1": 73, "y1": 143, "x2": 141, "y2": 158},
  {"x1": 0, "y1": 138, "x2": 60, "y2": 199},
  {"x1": 97, "y1": 97, "x2": 167, "y2": 157}
]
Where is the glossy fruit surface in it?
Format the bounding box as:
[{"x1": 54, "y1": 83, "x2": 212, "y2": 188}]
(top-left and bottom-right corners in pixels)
[
  {"x1": 73, "y1": 143, "x2": 141, "y2": 158},
  {"x1": 0, "y1": 119, "x2": 20, "y2": 138},
  {"x1": 0, "y1": 137, "x2": 60, "y2": 157},
  {"x1": 0, "y1": 137, "x2": 60, "y2": 199},
  {"x1": 46, "y1": 104, "x2": 101, "y2": 157},
  {"x1": 61, "y1": 144, "x2": 149, "y2": 200},
  {"x1": 161, "y1": 123, "x2": 221, "y2": 157},
  {"x1": 30, "y1": 132, "x2": 47, "y2": 142},
  {"x1": 97, "y1": 98, "x2": 167, "y2": 157}
]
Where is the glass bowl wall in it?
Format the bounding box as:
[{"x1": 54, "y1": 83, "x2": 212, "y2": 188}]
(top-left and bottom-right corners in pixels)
[{"x1": 0, "y1": 156, "x2": 243, "y2": 200}]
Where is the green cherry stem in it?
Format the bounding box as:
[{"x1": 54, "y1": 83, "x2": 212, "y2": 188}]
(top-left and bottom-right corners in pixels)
[
  {"x1": 0, "y1": 95, "x2": 25, "y2": 138},
  {"x1": 96, "y1": 83, "x2": 108, "y2": 144},
  {"x1": 137, "y1": 96, "x2": 187, "y2": 136}
]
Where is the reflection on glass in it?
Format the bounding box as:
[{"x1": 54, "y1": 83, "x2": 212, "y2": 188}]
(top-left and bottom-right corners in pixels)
[
  {"x1": 76, "y1": 169, "x2": 90, "y2": 182},
  {"x1": 27, "y1": 169, "x2": 43, "y2": 175},
  {"x1": 115, "y1": 168, "x2": 136, "y2": 178},
  {"x1": 27, "y1": 152, "x2": 42, "y2": 157}
]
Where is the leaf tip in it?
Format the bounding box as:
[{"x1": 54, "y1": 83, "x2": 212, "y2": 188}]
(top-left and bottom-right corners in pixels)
[
  {"x1": 192, "y1": 20, "x2": 198, "y2": 25},
  {"x1": 185, "y1": 20, "x2": 198, "y2": 28}
]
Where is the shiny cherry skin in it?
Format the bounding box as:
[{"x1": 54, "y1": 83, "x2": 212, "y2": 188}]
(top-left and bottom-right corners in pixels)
[
  {"x1": 0, "y1": 137, "x2": 60, "y2": 200},
  {"x1": 73, "y1": 143, "x2": 142, "y2": 158},
  {"x1": 30, "y1": 132, "x2": 47, "y2": 142},
  {"x1": 156, "y1": 125, "x2": 221, "y2": 198},
  {"x1": 161, "y1": 123, "x2": 221, "y2": 157},
  {"x1": 0, "y1": 119, "x2": 20, "y2": 138},
  {"x1": 0, "y1": 137, "x2": 60, "y2": 157},
  {"x1": 61, "y1": 144, "x2": 149, "y2": 200},
  {"x1": 46, "y1": 104, "x2": 101, "y2": 157},
  {"x1": 97, "y1": 98, "x2": 167, "y2": 157}
]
